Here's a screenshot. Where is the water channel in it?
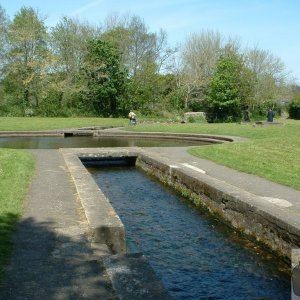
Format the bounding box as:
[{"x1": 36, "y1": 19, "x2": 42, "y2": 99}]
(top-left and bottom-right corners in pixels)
[
  {"x1": 0, "y1": 134, "x2": 291, "y2": 298},
  {"x1": 0, "y1": 136, "x2": 205, "y2": 149},
  {"x1": 88, "y1": 165, "x2": 290, "y2": 300}
]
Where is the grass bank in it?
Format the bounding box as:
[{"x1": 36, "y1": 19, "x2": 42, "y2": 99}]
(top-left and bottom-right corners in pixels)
[
  {"x1": 0, "y1": 117, "x2": 127, "y2": 131},
  {"x1": 127, "y1": 120, "x2": 300, "y2": 190},
  {"x1": 0, "y1": 149, "x2": 35, "y2": 281}
]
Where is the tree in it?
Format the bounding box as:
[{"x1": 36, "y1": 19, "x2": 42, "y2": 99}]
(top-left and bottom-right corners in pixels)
[
  {"x1": 288, "y1": 92, "x2": 300, "y2": 119},
  {"x1": 51, "y1": 17, "x2": 100, "y2": 75},
  {"x1": 81, "y1": 39, "x2": 128, "y2": 116},
  {"x1": 181, "y1": 30, "x2": 222, "y2": 84},
  {"x1": 46, "y1": 17, "x2": 101, "y2": 115},
  {"x1": 5, "y1": 7, "x2": 49, "y2": 113},
  {"x1": 180, "y1": 30, "x2": 241, "y2": 110},
  {"x1": 205, "y1": 51, "x2": 253, "y2": 122},
  {"x1": 0, "y1": 5, "x2": 9, "y2": 78},
  {"x1": 244, "y1": 47, "x2": 287, "y2": 115},
  {"x1": 102, "y1": 14, "x2": 176, "y2": 112}
]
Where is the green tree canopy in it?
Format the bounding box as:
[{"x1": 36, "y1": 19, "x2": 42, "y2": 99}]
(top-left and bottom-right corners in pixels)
[
  {"x1": 81, "y1": 39, "x2": 128, "y2": 116},
  {"x1": 205, "y1": 51, "x2": 253, "y2": 122},
  {"x1": 5, "y1": 7, "x2": 49, "y2": 113}
]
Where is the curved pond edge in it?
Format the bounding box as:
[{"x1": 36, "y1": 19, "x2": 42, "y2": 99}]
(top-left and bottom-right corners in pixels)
[{"x1": 0, "y1": 128, "x2": 244, "y2": 144}]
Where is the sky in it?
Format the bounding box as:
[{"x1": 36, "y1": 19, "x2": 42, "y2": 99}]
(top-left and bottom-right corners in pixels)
[{"x1": 1, "y1": 0, "x2": 300, "y2": 83}]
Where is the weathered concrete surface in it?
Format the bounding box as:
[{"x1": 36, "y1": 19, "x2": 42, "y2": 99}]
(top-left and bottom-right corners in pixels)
[
  {"x1": 60, "y1": 148, "x2": 131, "y2": 254},
  {"x1": 94, "y1": 130, "x2": 237, "y2": 144},
  {"x1": 0, "y1": 130, "x2": 63, "y2": 136},
  {"x1": 103, "y1": 253, "x2": 172, "y2": 300},
  {"x1": 0, "y1": 129, "x2": 240, "y2": 144},
  {"x1": 0, "y1": 150, "x2": 116, "y2": 300},
  {"x1": 136, "y1": 149, "x2": 300, "y2": 261}
]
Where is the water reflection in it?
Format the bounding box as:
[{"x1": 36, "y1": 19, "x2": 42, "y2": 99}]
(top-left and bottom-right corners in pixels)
[{"x1": 0, "y1": 136, "x2": 205, "y2": 149}]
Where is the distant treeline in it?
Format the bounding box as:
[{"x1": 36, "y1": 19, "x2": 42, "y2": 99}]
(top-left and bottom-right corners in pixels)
[{"x1": 0, "y1": 6, "x2": 299, "y2": 121}]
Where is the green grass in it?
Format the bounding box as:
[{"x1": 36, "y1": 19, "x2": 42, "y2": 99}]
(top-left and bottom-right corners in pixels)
[
  {"x1": 0, "y1": 149, "x2": 35, "y2": 281},
  {"x1": 127, "y1": 119, "x2": 300, "y2": 190},
  {"x1": 0, "y1": 117, "x2": 127, "y2": 131}
]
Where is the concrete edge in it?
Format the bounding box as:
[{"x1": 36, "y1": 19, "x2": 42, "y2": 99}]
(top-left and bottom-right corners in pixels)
[
  {"x1": 137, "y1": 150, "x2": 300, "y2": 261},
  {"x1": 60, "y1": 148, "x2": 131, "y2": 254},
  {"x1": 95, "y1": 130, "x2": 241, "y2": 143},
  {"x1": 0, "y1": 129, "x2": 244, "y2": 143}
]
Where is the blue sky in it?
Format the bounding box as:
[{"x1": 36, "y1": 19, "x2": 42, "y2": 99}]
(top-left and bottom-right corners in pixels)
[{"x1": 1, "y1": 0, "x2": 300, "y2": 83}]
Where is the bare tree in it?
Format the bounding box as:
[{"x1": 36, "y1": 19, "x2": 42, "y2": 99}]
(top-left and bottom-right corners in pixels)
[
  {"x1": 181, "y1": 30, "x2": 222, "y2": 85},
  {"x1": 0, "y1": 5, "x2": 9, "y2": 78},
  {"x1": 244, "y1": 47, "x2": 288, "y2": 110},
  {"x1": 244, "y1": 47, "x2": 286, "y2": 82},
  {"x1": 51, "y1": 16, "x2": 101, "y2": 75}
]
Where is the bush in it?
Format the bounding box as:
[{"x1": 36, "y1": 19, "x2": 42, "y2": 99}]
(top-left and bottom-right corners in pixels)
[{"x1": 288, "y1": 93, "x2": 300, "y2": 120}]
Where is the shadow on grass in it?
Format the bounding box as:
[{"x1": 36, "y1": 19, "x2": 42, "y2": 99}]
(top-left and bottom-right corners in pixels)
[
  {"x1": 0, "y1": 213, "x2": 19, "y2": 282},
  {"x1": 0, "y1": 214, "x2": 116, "y2": 300}
]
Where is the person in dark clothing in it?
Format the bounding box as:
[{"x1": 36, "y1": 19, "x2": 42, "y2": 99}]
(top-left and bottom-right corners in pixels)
[{"x1": 267, "y1": 109, "x2": 274, "y2": 122}]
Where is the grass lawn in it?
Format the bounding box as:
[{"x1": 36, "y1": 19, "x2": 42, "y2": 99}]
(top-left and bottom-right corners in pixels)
[
  {"x1": 0, "y1": 149, "x2": 35, "y2": 281},
  {"x1": 127, "y1": 119, "x2": 300, "y2": 190},
  {"x1": 0, "y1": 117, "x2": 127, "y2": 131}
]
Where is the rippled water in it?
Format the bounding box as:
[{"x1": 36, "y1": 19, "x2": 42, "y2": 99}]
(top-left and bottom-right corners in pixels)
[
  {"x1": 89, "y1": 166, "x2": 290, "y2": 300},
  {"x1": 0, "y1": 136, "x2": 205, "y2": 149}
]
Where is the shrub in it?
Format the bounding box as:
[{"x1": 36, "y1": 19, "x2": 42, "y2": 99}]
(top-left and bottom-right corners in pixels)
[{"x1": 288, "y1": 93, "x2": 300, "y2": 120}]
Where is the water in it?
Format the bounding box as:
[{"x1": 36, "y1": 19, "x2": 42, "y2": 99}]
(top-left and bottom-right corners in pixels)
[
  {"x1": 89, "y1": 166, "x2": 290, "y2": 300},
  {"x1": 0, "y1": 136, "x2": 205, "y2": 149}
]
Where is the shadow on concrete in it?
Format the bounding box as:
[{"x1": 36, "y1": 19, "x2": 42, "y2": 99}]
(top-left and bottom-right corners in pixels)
[{"x1": 0, "y1": 215, "x2": 117, "y2": 300}]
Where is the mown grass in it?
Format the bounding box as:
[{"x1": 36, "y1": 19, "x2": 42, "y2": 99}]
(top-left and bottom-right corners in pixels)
[
  {"x1": 0, "y1": 117, "x2": 127, "y2": 131},
  {"x1": 127, "y1": 119, "x2": 300, "y2": 190},
  {"x1": 0, "y1": 149, "x2": 35, "y2": 281}
]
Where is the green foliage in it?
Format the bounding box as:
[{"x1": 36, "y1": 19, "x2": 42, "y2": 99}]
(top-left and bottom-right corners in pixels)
[
  {"x1": 206, "y1": 54, "x2": 244, "y2": 122},
  {"x1": 187, "y1": 115, "x2": 207, "y2": 123},
  {"x1": 0, "y1": 6, "x2": 294, "y2": 118},
  {"x1": 81, "y1": 39, "x2": 128, "y2": 117},
  {"x1": 288, "y1": 93, "x2": 300, "y2": 120},
  {"x1": 6, "y1": 7, "x2": 49, "y2": 111}
]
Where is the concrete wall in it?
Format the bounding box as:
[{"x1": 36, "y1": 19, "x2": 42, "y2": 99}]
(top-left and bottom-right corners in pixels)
[{"x1": 136, "y1": 152, "x2": 300, "y2": 262}]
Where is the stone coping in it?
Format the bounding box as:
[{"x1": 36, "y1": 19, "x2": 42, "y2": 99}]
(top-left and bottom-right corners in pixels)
[
  {"x1": 0, "y1": 129, "x2": 243, "y2": 144},
  {"x1": 60, "y1": 148, "x2": 139, "y2": 254}
]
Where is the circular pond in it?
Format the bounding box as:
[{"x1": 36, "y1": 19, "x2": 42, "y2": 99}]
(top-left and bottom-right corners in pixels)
[{"x1": 0, "y1": 136, "x2": 208, "y2": 149}]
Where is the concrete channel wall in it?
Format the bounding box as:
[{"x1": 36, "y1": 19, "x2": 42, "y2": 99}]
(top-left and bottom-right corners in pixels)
[
  {"x1": 61, "y1": 147, "x2": 300, "y2": 262},
  {"x1": 61, "y1": 148, "x2": 135, "y2": 254},
  {"x1": 135, "y1": 152, "x2": 300, "y2": 262}
]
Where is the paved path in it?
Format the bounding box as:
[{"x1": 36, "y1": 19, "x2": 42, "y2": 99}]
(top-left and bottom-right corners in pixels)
[
  {"x1": 0, "y1": 149, "x2": 116, "y2": 300},
  {"x1": 148, "y1": 146, "x2": 300, "y2": 211}
]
